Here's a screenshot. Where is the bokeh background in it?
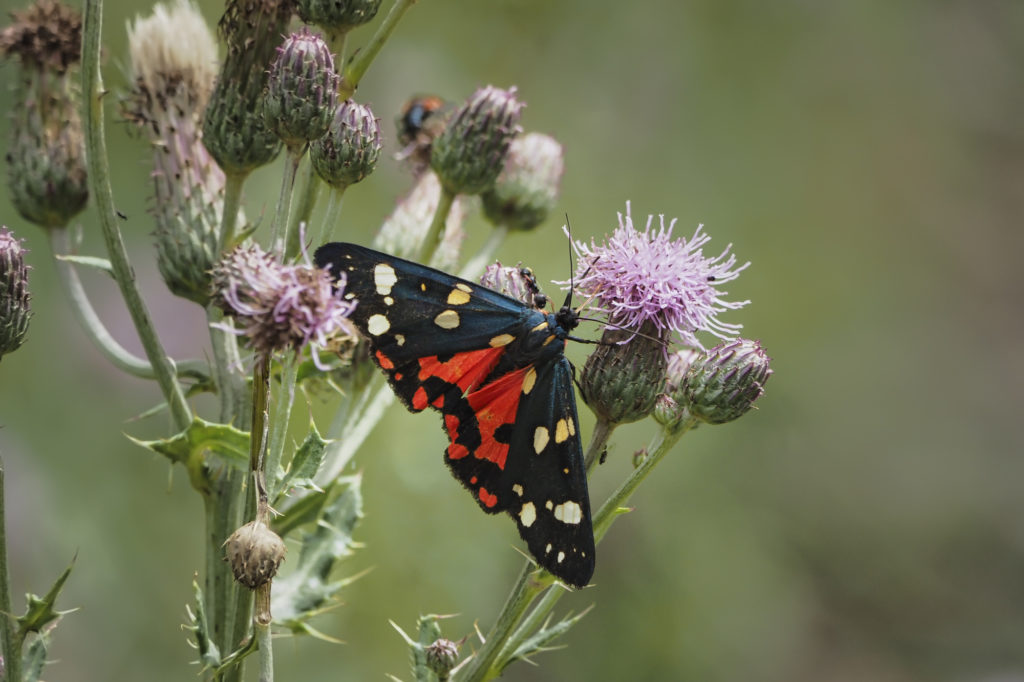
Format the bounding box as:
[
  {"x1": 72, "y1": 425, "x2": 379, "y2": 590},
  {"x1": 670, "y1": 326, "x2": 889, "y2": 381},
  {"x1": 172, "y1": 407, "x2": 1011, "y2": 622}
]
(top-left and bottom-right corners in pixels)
[{"x1": 1, "y1": 0, "x2": 1022, "y2": 680}]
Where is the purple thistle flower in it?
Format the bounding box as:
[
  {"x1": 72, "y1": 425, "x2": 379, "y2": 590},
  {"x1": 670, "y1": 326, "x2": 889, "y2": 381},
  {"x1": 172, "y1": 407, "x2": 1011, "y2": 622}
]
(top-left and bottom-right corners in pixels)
[
  {"x1": 567, "y1": 201, "x2": 749, "y2": 348},
  {"x1": 212, "y1": 243, "x2": 355, "y2": 357}
]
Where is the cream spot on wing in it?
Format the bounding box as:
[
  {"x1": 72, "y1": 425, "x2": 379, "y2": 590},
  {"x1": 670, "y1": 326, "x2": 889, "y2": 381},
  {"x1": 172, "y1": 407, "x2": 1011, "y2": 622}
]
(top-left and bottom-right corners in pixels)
[
  {"x1": 542, "y1": 334, "x2": 556, "y2": 346},
  {"x1": 367, "y1": 314, "x2": 390, "y2": 336},
  {"x1": 512, "y1": 484, "x2": 524, "y2": 497},
  {"x1": 522, "y1": 367, "x2": 537, "y2": 395},
  {"x1": 533, "y1": 426, "x2": 549, "y2": 454},
  {"x1": 519, "y1": 502, "x2": 537, "y2": 528},
  {"x1": 567, "y1": 418, "x2": 576, "y2": 436},
  {"x1": 394, "y1": 334, "x2": 406, "y2": 346},
  {"x1": 344, "y1": 292, "x2": 356, "y2": 300},
  {"x1": 420, "y1": 282, "x2": 427, "y2": 291},
  {"x1": 557, "y1": 551, "x2": 565, "y2": 564},
  {"x1": 434, "y1": 309, "x2": 460, "y2": 329},
  {"x1": 447, "y1": 288, "x2": 471, "y2": 305},
  {"x1": 553, "y1": 501, "x2": 583, "y2": 525},
  {"x1": 545, "y1": 543, "x2": 552, "y2": 554},
  {"x1": 555, "y1": 419, "x2": 569, "y2": 443},
  {"x1": 531, "y1": 321, "x2": 549, "y2": 333},
  {"x1": 456, "y1": 283, "x2": 472, "y2": 293},
  {"x1": 373, "y1": 263, "x2": 397, "y2": 295},
  {"x1": 489, "y1": 333, "x2": 514, "y2": 347},
  {"x1": 384, "y1": 296, "x2": 394, "y2": 306},
  {"x1": 545, "y1": 500, "x2": 553, "y2": 510}
]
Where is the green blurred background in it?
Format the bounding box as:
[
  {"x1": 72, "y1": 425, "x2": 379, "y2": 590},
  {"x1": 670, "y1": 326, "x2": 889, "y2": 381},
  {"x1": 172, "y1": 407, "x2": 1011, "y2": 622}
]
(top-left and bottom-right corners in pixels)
[{"x1": 1, "y1": 0, "x2": 1022, "y2": 680}]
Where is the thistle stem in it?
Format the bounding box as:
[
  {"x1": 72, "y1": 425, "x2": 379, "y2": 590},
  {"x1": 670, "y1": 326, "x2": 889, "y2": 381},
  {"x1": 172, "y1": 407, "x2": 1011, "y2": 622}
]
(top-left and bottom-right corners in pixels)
[
  {"x1": 220, "y1": 172, "x2": 246, "y2": 251},
  {"x1": 81, "y1": 0, "x2": 191, "y2": 431},
  {"x1": 318, "y1": 377, "x2": 393, "y2": 484},
  {"x1": 458, "y1": 225, "x2": 509, "y2": 280},
  {"x1": 271, "y1": 149, "x2": 303, "y2": 260},
  {"x1": 256, "y1": 603, "x2": 274, "y2": 682},
  {"x1": 338, "y1": 0, "x2": 417, "y2": 100},
  {"x1": 0, "y1": 460, "x2": 21, "y2": 682},
  {"x1": 286, "y1": 156, "x2": 320, "y2": 258},
  {"x1": 266, "y1": 355, "x2": 299, "y2": 500},
  {"x1": 418, "y1": 186, "x2": 456, "y2": 264},
  {"x1": 584, "y1": 417, "x2": 616, "y2": 472},
  {"x1": 318, "y1": 185, "x2": 347, "y2": 245}
]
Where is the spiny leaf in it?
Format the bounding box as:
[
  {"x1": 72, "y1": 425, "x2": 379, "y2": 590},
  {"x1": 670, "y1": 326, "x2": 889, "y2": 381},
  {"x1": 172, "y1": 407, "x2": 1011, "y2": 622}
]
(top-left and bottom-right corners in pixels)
[
  {"x1": 127, "y1": 417, "x2": 249, "y2": 494},
  {"x1": 497, "y1": 606, "x2": 593, "y2": 674},
  {"x1": 54, "y1": 253, "x2": 113, "y2": 274},
  {"x1": 186, "y1": 579, "x2": 221, "y2": 669},
  {"x1": 17, "y1": 555, "x2": 75, "y2": 636},
  {"x1": 273, "y1": 421, "x2": 328, "y2": 501}
]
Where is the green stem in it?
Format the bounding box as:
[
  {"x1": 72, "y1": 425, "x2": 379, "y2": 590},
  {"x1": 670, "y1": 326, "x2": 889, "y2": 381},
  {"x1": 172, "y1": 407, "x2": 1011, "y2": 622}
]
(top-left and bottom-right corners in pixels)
[
  {"x1": 286, "y1": 155, "x2": 320, "y2": 258},
  {"x1": 81, "y1": 0, "x2": 191, "y2": 431},
  {"x1": 338, "y1": 0, "x2": 417, "y2": 100},
  {"x1": 458, "y1": 225, "x2": 508, "y2": 280},
  {"x1": 317, "y1": 377, "x2": 393, "y2": 484},
  {"x1": 266, "y1": 355, "x2": 299, "y2": 500},
  {"x1": 0, "y1": 460, "x2": 21, "y2": 682},
  {"x1": 584, "y1": 417, "x2": 616, "y2": 472},
  {"x1": 220, "y1": 172, "x2": 246, "y2": 251},
  {"x1": 318, "y1": 185, "x2": 347, "y2": 245},
  {"x1": 418, "y1": 186, "x2": 456, "y2": 264},
  {"x1": 256, "y1": 603, "x2": 274, "y2": 682},
  {"x1": 271, "y1": 149, "x2": 302, "y2": 259},
  {"x1": 459, "y1": 564, "x2": 549, "y2": 682},
  {"x1": 47, "y1": 227, "x2": 208, "y2": 381}
]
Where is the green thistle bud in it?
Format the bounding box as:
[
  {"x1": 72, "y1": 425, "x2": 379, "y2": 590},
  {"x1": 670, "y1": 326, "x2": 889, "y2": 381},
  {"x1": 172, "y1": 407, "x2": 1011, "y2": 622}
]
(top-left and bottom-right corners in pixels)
[
  {"x1": 481, "y1": 132, "x2": 563, "y2": 231},
  {"x1": 430, "y1": 85, "x2": 522, "y2": 195},
  {"x1": 298, "y1": 0, "x2": 382, "y2": 34},
  {"x1": 202, "y1": 0, "x2": 292, "y2": 176},
  {"x1": 425, "y1": 638, "x2": 460, "y2": 679},
  {"x1": 652, "y1": 349, "x2": 699, "y2": 431},
  {"x1": 0, "y1": 227, "x2": 31, "y2": 359},
  {"x1": 310, "y1": 99, "x2": 381, "y2": 188},
  {"x1": 126, "y1": 0, "x2": 231, "y2": 305},
  {"x1": 263, "y1": 28, "x2": 339, "y2": 150},
  {"x1": 0, "y1": 0, "x2": 88, "y2": 229},
  {"x1": 224, "y1": 521, "x2": 286, "y2": 589},
  {"x1": 372, "y1": 171, "x2": 468, "y2": 270},
  {"x1": 682, "y1": 339, "x2": 771, "y2": 424},
  {"x1": 580, "y1": 322, "x2": 668, "y2": 425}
]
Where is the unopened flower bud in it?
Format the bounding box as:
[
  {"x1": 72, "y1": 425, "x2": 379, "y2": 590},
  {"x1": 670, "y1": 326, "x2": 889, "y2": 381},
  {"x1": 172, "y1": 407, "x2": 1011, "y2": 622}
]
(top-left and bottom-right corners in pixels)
[
  {"x1": 482, "y1": 132, "x2": 563, "y2": 231},
  {"x1": 1, "y1": 0, "x2": 87, "y2": 229},
  {"x1": 425, "y1": 638, "x2": 460, "y2": 679},
  {"x1": 373, "y1": 171, "x2": 467, "y2": 270},
  {"x1": 479, "y1": 263, "x2": 547, "y2": 309},
  {"x1": 202, "y1": 0, "x2": 291, "y2": 175},
  {"x1": 224, "y1": 521, "x2": 286, "y2": 589},
  {"x1": 263, "y1": 28, "x2": 339, "y2": 150},
  {"x1": 580, "y1": 323, "x2": 667, "y2": 425},
  {"x1": 682, "y1": 339, "x2": 771, "y2": 424},
  {"x1": 652, "y1": 348, "x2": 701, "y2": 431},
  {"x1": 0, "y1": 227, "x2": 31, "y2": 359},
  {"x1": 298, "y1": 0, "x2": 382, "y2": 34},
  {"x1": 430, "y1": 85, "x2": 522, "y2": 195},
  {"x1": 311, "y1": 100, "x2": 382, "y2": 188}
]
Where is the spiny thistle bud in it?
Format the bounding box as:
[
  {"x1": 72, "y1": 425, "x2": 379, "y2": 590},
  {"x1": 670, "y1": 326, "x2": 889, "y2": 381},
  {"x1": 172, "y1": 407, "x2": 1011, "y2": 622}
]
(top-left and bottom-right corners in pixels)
[
  {"x1": 425, "y1": 638, "x2": 460, "y2": 679},
  {"x1": 125, "y1": 0, "x2": 232, "y2": 306},
  {"x1": 479, "y1": 262, "x2": 547, "y2": 309},
  {"x1": 430, "y1": 85, "x2": 522, "y2": 196},
  {"x1": 0, "y1": 0, "x2": 88, "y2": 229},
  {"x1": 0, "y1": 227, "x2": 31, "y2": 359},
  {"x1": 481, "y1": 132, "x2": 564, "y2": 231},
  {"x1": 263, "y1": 28, "x2": 339, "y2": 150},
  {"x1": 372, "y1": 171, "x2": 468, "y2": 270},
  {"x1": 310, "y1": 99, "x2": 382, "y2": 188},
  {"x1": 298, "y1": 0, "x2": 382, "y2": 34},
  {"x1": 682, "y1": 339, "x2": 771, "y2": 424},
  {"x1": 652, "y1": 349, "x2": 700, "y2": 431},
  {"x1": 224, "y1": 521, "x2": 286, "y2": 589},
  {"x1": 211, "y1": 243, "x2": 356, "y2": 356},
  {"x1": 580, "y1": 322, "x2": 667, "y2": 425},
  {"x1": 202, "y1": 0, "x2": 291, "y2": 176}
]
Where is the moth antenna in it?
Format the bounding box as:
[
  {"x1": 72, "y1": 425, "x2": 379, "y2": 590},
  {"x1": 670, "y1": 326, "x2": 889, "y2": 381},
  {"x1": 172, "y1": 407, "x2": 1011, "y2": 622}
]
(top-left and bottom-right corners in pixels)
[{"x1": 561, "y1": 212, "x2": 576, "y2": 309}]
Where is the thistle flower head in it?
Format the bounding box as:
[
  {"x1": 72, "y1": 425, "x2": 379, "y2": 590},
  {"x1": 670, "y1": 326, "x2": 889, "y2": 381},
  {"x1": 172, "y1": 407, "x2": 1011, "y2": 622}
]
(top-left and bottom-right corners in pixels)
[
  {"x1": 425, "y1": 638, "x2": 460, "y2": 678},
  {"x1": 567, "y1": 202, "x2": 749, "y2": 348},
  {"x1": 310, "y1": 99, "x2": 382, "y2": 188},
  {"x1": 263, "y1": 28, "x2": 339, "y2": 150},
  {"x1": 682, "y1": 339, "x2": 771, "y2": 424},
  {"x1": 125, "y1": 0, "x2": 229, "y2": 305},
  {"x1": 298, "y1": 0, "x2": 382, "y2": 33},
  {"x1": 372, "y1": 171, "x2": 468, "y2": 270},
  {"x1": 481, "y1": 132, "x2": 564, "y2": 231},
  {"x1": 1, "y1": 0, "x2": 87, "y2": 229},
  {"x1": 202, "y1": 0, "x2": 292, "y2": 175},
  {"x1": 0, "y1": 227, "x2": 31, "y2": 359},
  {"x1": 430, "y1": 85, "x2": 522, "y2": 195},
  {"x1": 212, "y1": 243, "x2": 355, "y2": 356}
]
